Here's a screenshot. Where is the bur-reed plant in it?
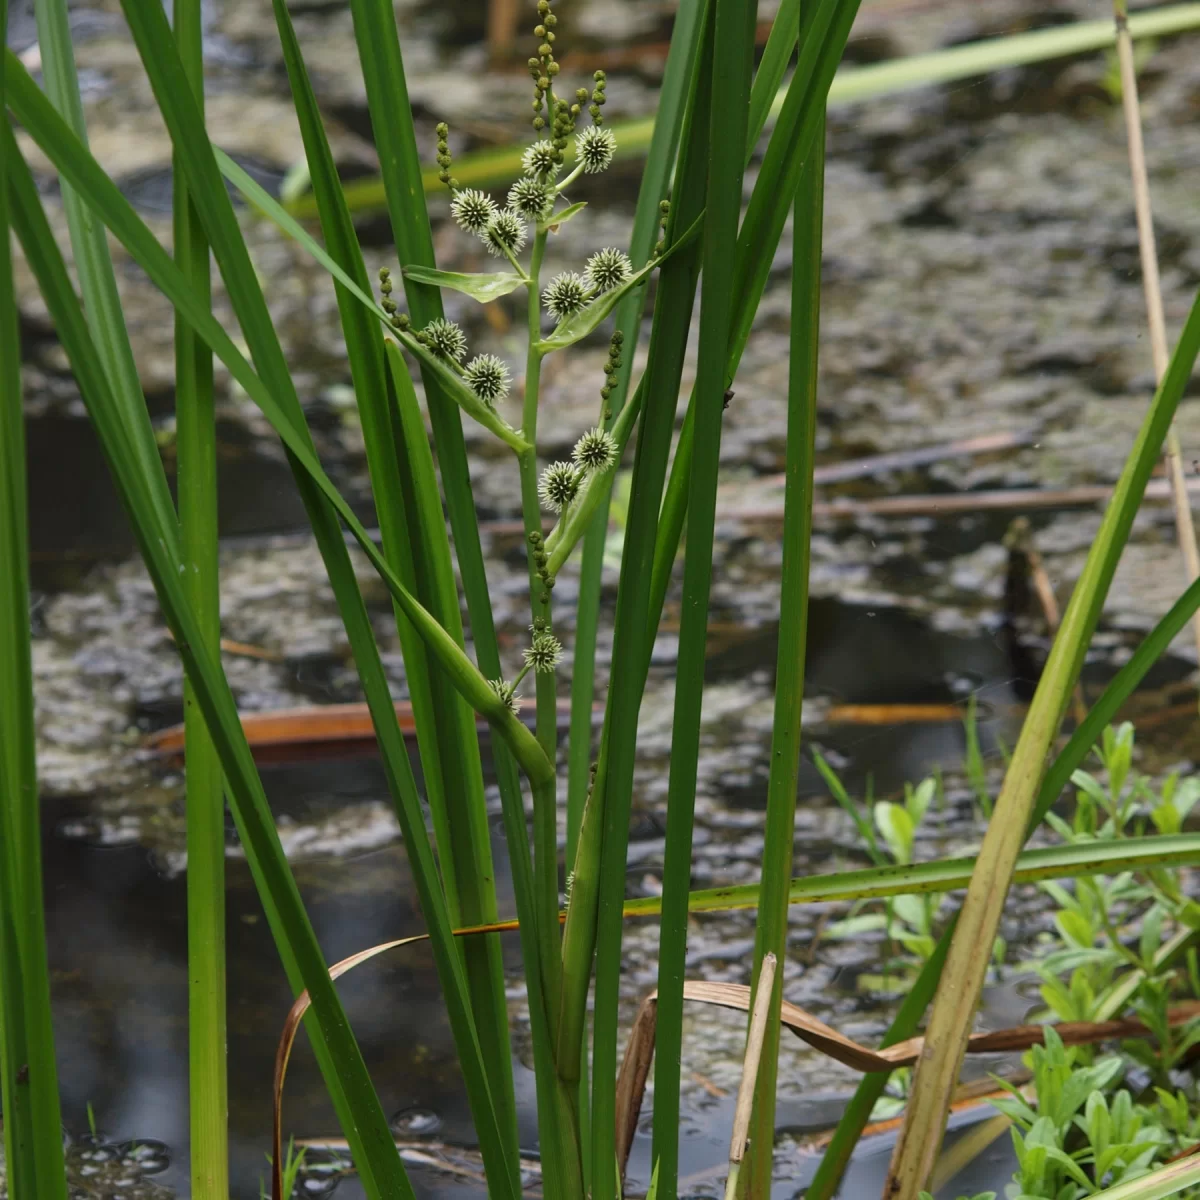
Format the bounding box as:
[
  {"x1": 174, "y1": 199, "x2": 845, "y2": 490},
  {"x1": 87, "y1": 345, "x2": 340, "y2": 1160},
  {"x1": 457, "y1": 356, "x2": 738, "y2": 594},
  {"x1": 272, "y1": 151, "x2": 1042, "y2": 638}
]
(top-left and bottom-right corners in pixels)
[{"x1": 6, "y1": 2, "x2": 1200, "y2": 1200}]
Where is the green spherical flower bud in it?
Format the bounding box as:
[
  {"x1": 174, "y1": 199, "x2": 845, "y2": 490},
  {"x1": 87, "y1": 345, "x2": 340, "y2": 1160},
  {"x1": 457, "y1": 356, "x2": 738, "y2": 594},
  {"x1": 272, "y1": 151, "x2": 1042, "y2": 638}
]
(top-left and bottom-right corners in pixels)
[
  {"x1": 542, "y1": 271, "x2": 589, "y2": 321},
  {"x1": 463, "y1": 354, "x2": 511, "y2": 407},
  {"x1": 584, "y1": 247, "x2": 633, "y2": 294},
  {"x1": 576, "y1": 125, "x2": 616, "y2": 174},
  {"x1": 572, "y1": 426, "x2": 618, "y2": 474},
  {"x1": 421, "y1": 317, "x2": 468, "y2": 362},
  {"x1": 508, "y1": 177, "x2": 554, "y2": 221},
  {"x1": 523, "y1": 632, "x2": 564, "y2": 674},
  {"x1": 537, "y1": 461, "x2": 581, "y2": 513},
  {"x1": 436, "y1": 121, "x2": 449, "y2": 137},
  {"x1": 450, "y1": 188, "x2": 499, "y2": 235},
  {"x1": 521, "y1": 140, "x2": 561, "y2": 181},
  {"x1": 484, "y1": 209, "x2": 528, "y2": 258}
]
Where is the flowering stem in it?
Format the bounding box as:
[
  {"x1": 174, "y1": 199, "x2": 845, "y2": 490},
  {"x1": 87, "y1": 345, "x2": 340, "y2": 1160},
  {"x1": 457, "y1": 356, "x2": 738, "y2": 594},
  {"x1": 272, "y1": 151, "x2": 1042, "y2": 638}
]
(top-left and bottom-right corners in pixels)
[{"x1": 517, "y1": 222, "x2": 566, "y2": 1059}]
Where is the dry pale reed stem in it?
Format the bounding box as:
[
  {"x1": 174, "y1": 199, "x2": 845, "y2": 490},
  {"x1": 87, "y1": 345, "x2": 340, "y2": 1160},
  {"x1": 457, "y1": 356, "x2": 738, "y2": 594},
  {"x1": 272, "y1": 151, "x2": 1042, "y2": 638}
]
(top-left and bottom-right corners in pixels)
[
  {"x1": 724, "y1": 952, "x2": 777, "y2": 1200},
  {"x1": 1115, "y1": 2, "x2": 1200, "y2": 663}
]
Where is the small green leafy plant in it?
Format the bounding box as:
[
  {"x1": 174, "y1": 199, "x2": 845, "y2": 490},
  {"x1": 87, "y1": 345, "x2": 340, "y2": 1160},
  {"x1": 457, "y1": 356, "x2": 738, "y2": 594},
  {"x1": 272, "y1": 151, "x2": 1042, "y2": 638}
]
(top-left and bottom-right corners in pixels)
[{"x1": 819, "y1": 756, "x2": 1004, "y2": 988}]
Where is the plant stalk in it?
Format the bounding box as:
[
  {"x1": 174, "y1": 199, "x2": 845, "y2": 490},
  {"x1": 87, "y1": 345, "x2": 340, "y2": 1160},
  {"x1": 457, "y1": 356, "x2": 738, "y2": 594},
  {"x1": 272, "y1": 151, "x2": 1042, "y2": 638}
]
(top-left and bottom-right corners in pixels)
[
  {"x1": 739, "y1": 118, "x2": 824, "y2": 1199},
  {"x1": 172, "y1": 0, "x2": 229, "y2": 1194},
  {"x1": 1113, "y1": 0, "x2": 1200, "y2": 666},
  {"x1": 518, "y1": 225, "x2": 566, "y2": 1043}
]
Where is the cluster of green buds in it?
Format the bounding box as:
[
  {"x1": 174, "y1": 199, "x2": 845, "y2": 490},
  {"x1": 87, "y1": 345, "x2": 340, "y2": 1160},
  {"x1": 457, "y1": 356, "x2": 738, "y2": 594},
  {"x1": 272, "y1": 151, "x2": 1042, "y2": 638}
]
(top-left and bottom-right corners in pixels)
[
  {"x1": 598, "y1": 329, "x2": 624, "y2": 420},
  {"x1": 435, "y1": 122, "x2": 457, "y2": 190},
  {"x1": 377, "y1": 267, "x2": 410, "y2": 331}
]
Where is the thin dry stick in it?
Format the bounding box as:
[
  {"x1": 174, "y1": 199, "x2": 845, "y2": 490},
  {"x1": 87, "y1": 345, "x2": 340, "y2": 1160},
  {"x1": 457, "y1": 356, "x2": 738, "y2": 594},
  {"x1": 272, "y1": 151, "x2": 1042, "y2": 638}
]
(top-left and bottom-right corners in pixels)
[
  {"x1": 724, "y1": 953, "x2": 777, "y2": 1200},
  {"x1": 1115, "y1": 0, "x2": 1200, "y2": 664}
]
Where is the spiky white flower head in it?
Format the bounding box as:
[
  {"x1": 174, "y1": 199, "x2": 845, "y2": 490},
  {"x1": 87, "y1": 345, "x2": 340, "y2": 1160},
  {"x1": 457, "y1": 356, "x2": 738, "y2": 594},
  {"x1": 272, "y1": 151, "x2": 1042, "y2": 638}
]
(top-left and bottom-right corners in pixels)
[
  {"x1": 576, "y1": 126, "x2": 616, "y2": 174},
  {"x1": 537, "y1": 461, "x2": 580, "y2": 513},
  {"x1": 421, "y1": 317, "x2": 468, "y2": 362},
  {"x1": 584, "y1": 247, "x2": 633, "y2": 294},
  {"x1": 488, "y1": 678, "x2": 519, "y2": 715},
  {"x1": 522, "y1": 140, "x2": 561, "y2": 182},
  {"x1": 508, "y1": 177, "x2": 554, "y2": 222},
  {"x1": 484, "y1": 209, "x2": 527, "y2": 258},
  {"x1": 572, "y1": 426, "x2": 617, "y2": 474},
  {"x1": 523, "y1": 632, "x2": 563, "y2": 674},
  {"x1": 450, "y1": 188, "x2": 498, "y2": 234},
  {"x1": 463, "y1": 354, "x2": 511, "y2": 407},
  {"x1": 542, "y1": 272, "x2": 590, "y2": 322}
]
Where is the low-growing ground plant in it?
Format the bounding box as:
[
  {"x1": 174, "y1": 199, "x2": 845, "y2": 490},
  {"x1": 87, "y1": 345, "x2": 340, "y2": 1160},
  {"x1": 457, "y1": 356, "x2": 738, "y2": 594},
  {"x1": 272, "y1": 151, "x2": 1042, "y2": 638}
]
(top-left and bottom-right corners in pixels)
[{"x1": 831, "y1": 725, "x2": 1200, "y2": 1198}]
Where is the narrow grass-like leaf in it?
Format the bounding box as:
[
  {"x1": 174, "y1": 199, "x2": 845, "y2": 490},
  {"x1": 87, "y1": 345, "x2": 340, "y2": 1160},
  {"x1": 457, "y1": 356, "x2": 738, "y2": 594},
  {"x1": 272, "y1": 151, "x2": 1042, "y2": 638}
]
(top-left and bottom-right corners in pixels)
[
  {"x1": 170, "y1": 0, "x2": 227, "y2": 1193},
  {"x1": 0, "y1": 9, "x2": 68, "y2": 1193},
  {"x1": 620, "y1": 832, "x2": 1200, "y2": 916},
  {"x1": 729, "y1": 0, "x2": 860, "y2": 375},
  {"x1": 557, "y1": 15, "x2": 715, "y2": 1191},
  {"x1": 649, "y1": 0, "x2": 862, "y2": 663},
  {"x1": 649, "y1": 2, "x2": 754, "y2": 1197},
  {"x1": 340, "y1": 0, "x2": 517, "y2": 797},
  {"x1": 335, "y1": 30, "x2": 542, "y2": 1177},
  {"x1": 1087, "y1": 1153, "x2": 1200, "y2": 1199},
  {"x1": 746, "y1": 0, "x2": 804, "y2": 154},
  {"x1": 564, "y1": 0, "x2": 706, "y2": 878},
  {"x1": 739, "y1": 121, "x2": 824, "y2": 1199},
  {"x1": 888, "y1": 283, "x2": 1200, "y2": 1198},
  {"x1": 382, "y1": 343, "x2": 519, "y2": 1146},
  {"x1": 267, "y1": 2, "x2": 518, "y2": 1184},
  {"x1": 6, "y1": 128, "x2": 413, "y2": 1200},
  {"x1": 401, "y1": 264, "x2": 525, "y2": 302},
  {"x1": 32, "y1": 0, "x2": 177, "y2": 549},
  {"x1": 561, "y1": 6, "x2": 709, "y2": 1173}
]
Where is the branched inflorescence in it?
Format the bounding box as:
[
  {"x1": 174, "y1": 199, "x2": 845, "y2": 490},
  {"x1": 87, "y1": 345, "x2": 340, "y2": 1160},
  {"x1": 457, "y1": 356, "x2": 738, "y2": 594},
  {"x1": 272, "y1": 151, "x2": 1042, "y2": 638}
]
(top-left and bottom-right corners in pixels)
[{"x1": 376, "y1": 3, "x2": 655, "y2": 698}]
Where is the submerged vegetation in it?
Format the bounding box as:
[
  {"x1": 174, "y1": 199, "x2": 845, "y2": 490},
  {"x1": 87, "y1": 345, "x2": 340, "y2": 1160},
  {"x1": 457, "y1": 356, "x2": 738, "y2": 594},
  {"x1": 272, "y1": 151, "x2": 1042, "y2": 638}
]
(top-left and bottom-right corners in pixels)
[{"x1": 5, "y1": 1, "x2": 1200, "y2": 1199}]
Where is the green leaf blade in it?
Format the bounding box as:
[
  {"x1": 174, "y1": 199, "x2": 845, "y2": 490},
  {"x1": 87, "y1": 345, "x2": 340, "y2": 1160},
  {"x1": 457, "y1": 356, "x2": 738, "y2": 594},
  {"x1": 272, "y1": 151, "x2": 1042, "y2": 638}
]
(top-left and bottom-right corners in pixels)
[{"x1": 402, "y1": 264, "x2": 525, "y2": 302}]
